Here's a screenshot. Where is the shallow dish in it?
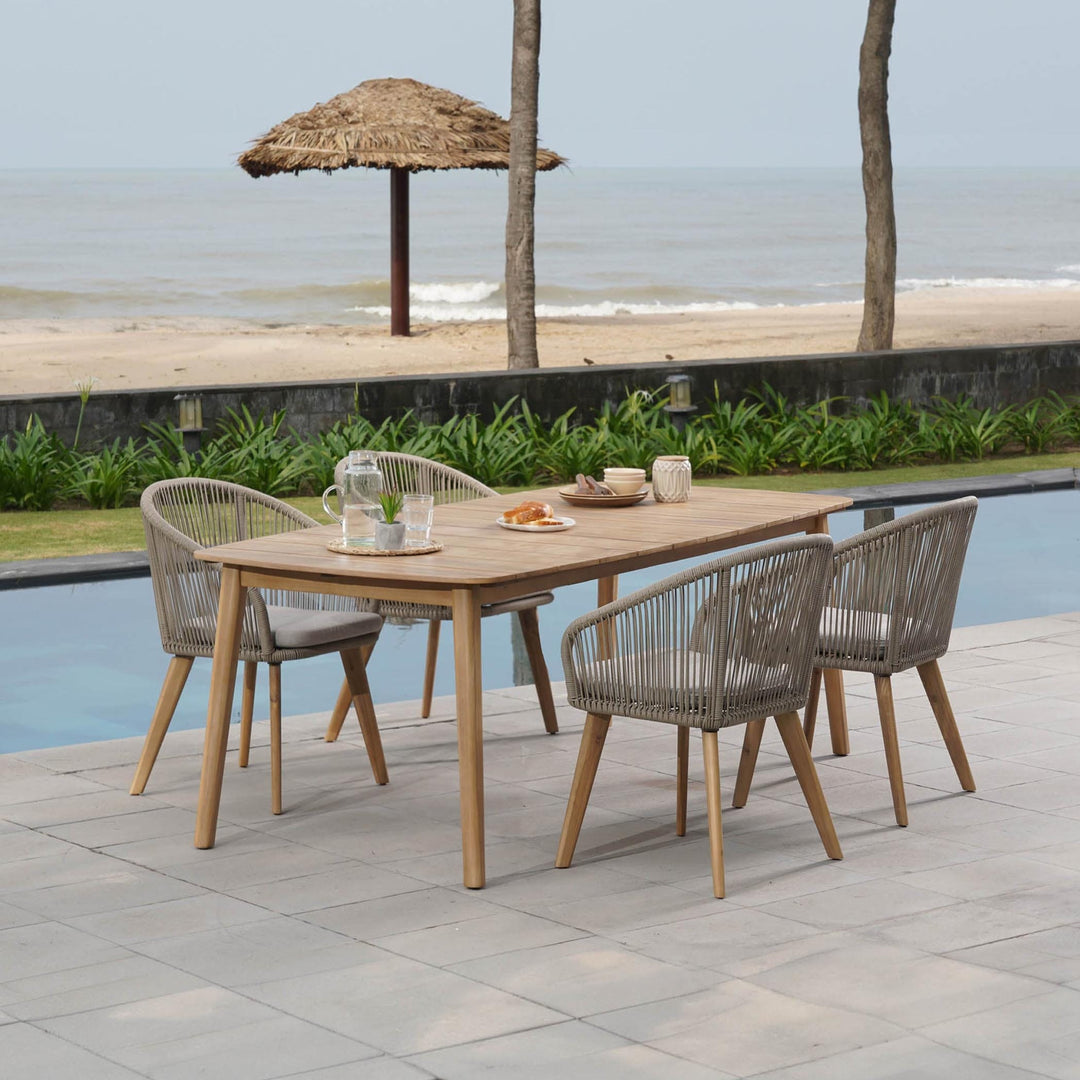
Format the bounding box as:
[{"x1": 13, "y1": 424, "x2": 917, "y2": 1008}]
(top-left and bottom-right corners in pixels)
[
  {"x1": 327, "y1": 539, "x2": 442, "y2": 556},
  {"x1": 558, "y1": 487, "x2": 649, "y2": 508},
  {"x1": 497, "y1": 515, "x2": 575, "y2": 533}
]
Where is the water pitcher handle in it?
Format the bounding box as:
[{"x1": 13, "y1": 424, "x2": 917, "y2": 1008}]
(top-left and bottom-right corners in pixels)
[{"x1": 321, "y1": 484, "x2": 343, "y2": 523}]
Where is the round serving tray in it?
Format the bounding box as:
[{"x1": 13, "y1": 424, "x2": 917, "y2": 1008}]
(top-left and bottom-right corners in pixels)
[
  {"x1": 558, "y1": 487, "x2": 649, "y2": 508},
  {"x1": 327, "y1": 539, "x2": 442, "y2": 556}
]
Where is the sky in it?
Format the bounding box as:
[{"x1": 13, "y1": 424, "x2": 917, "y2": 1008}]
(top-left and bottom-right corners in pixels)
[{"x1": 3, "y1": 0, "x2": 1079, "y2": 170}]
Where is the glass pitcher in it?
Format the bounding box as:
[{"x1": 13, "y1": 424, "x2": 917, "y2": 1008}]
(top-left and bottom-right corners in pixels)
[{"x1": 322, "y1": 451, "x2": 382, "y2": 547}]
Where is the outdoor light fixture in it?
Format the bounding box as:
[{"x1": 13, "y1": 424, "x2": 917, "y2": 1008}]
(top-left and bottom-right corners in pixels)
[
  {"x1": 663, "y1": 374, "x2": 697, "y2": 431},
  {"x1": 174, "y1": 393, "x2": 204, "y2": 455}
]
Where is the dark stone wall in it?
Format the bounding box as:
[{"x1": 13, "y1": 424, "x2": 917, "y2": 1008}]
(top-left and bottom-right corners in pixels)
[{"x1": 4, "y1": 339, "x2": 1080, "y2": 448}]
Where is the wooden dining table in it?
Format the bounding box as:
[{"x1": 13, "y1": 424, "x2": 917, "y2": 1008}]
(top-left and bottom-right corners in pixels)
[{"x1": 192, "y1": 484, "x2": 853, "y2": 888}]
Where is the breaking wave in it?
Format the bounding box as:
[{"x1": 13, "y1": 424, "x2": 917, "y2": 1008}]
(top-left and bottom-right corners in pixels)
[{"x1": 897, "y1": 276, "x2": 1080, "y2": 291}]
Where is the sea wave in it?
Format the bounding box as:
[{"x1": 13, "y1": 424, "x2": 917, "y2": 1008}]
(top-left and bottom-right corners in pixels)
[
  {"x1": 351, "y1": 298, "x2": 760, "y2": 322},
  {"x1": 409, "y1": 281, "x2": 500, "y2": 303},
  {"x1": 897, "y1": 276, "x2": 1080, "y2": 291}
]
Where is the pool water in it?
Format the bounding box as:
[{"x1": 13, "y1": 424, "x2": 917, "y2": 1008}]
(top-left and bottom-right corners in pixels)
[{"x1": 1, "y1": 491, "x2": 1077, "y2": 753}]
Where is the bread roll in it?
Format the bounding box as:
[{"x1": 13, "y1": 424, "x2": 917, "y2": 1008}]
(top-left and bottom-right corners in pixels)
[{"x1": 503, "y1": 501, "x2": 554, "y2": 525}]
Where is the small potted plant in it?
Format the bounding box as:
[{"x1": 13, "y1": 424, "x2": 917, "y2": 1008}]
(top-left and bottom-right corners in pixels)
[{"x1": 374, "y1": 491, "x2": 406, "y2": 550}]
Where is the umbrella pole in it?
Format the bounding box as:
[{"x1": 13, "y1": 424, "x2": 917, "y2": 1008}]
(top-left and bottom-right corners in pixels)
[{"x1": 390, "y1": 167, "x2": 410, "y2": 336}]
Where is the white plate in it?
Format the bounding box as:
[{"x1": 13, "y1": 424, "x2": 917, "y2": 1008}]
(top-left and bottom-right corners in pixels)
[{"x1": 497, "y1": 515, "x2": 576, "y2": 533}]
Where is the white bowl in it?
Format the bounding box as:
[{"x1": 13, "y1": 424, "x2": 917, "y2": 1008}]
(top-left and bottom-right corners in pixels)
[
  {"x1": 604, "y1": 478, "x2": 647, "y2": 495},
  {"x1": 604, "y1": 467, "x2": 646, "y2": 480}
]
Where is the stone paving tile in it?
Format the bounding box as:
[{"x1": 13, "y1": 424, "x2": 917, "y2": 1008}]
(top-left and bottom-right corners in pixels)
[
  {"x1": 748, "y1": 939, "x2": 1049, "y2": 1028},
  {"x1": 749, "y1": 1033, "x2": 1051, "y2": 1079},
  {"x1": 68, "y1": 892, "x2": 275, "y2": 945},
  {"x1": 2, "y1": 953, "x2": 206, "y2": 1022},
  {"x1": 451, "y1": 937, "x2": 720, "y2": 1017},
  {"x1": 0, "y1": 921, "x2": 131, "y2": 984},
  {"x1": 0, "y1": 1021, "x2": 148, "y2": 1078},
  {"x1": 136, "y1": 916, "x2": 381, "y2": 988},
  {"x1": 589, "y1": 980, "x2": 904, "y2": 1076},
  {"x1": 246, "y1": 957, "x2": 564, "y2": 1056},
  {"x1": 921, "y1": 987, "x2": 1080, "y2": 1080},
  {"x1": 409, "y1": 1023, "x2": 731, "y2": 1080},
  {"x1": 3, "y1": 612, "x2": 1080, "y2": 1076}
]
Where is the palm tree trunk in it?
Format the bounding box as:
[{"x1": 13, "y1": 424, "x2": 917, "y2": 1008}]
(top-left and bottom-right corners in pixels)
[
  {"x1": 857, "y1": 0, "x2": 897, "y2": 352},
  {"x1": 505, "y1": 0, "x2": 541, "y2": 369}
]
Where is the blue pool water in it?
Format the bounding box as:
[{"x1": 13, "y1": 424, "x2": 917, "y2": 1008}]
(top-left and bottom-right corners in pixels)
[{"x1": 1, "y1": 491, "x2": 1077, "y2": 753}]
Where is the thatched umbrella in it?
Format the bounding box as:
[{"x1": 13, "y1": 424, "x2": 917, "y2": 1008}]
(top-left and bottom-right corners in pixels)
[{"x1": 238, "y1": 77, "x2": 564, "y2": 336}]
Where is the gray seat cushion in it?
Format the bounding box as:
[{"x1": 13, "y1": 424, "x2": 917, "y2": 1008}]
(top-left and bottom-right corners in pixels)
[{"x1": 266, "y1": 606, "x2": 382, "y2": 650}]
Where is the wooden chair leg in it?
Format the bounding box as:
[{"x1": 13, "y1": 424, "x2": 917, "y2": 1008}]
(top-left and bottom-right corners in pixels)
[
  {"x1": 676, "y1": 726, "x2": 689, "y2": 835},
  {"x1": 823, "y1": 668, "x2": 850, "y2": 755},
  {"x1": 803, "y1": 668, "x2": 823, "y2": 748},
  {"x1": 774, "y1": 712, "x2": 843, "y2": 860},
  {"x1": 325, "y1": 678, "x2": 352, "y2": 743},
  {"x1": 268, "y1": 664, "x2": 282, "y2": 815},
  {"x1": 326, "y1": 641, "x2": 376, "y2": 742},
  {"x1": 732, "y1": 718, "x2": 765, "y2": 808},
  {"x1": 130, "y1": 656, "x2": 193, "y2": 795},
  {"x1": 875, "y1": 674, "x2": 908, "y2": 826},
  {"x1": 517, "y1": 608, "x2": 559, "y2": 734},
  {"x1": 918, "y1": 659, "x2": 976, "y2": 792},
  {"x1": 701, "y1": 730, "x2": 726, "y2": 898},
  {"x1": 239, "y1": 661, "x2": 257, "y2": 767},
  {"x1": 555, "y1": 713, "x2": 611, "y2": 868},
  {"x1": 341, "y1": 648, "x2": 388, "y2": 785},
  {"x1": 421, "y1": 620, "x2": 441, "y2": 718}
]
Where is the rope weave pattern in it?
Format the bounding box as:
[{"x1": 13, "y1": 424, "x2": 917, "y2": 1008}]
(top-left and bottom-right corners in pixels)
[
  {"x1": 142, "y1": 478, "x2": 371, "y2": 664},
  {"x1": 817, "y1": 497, "x2": 978, "y2": 675},
  {"x1": 562, "y1": 535, "x2": 834, "y2": 731}
]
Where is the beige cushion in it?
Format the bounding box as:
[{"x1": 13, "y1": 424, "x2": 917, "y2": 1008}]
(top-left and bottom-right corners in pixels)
[{"x1": 267, "y1": 606, "x2": 382, "y2": 650}]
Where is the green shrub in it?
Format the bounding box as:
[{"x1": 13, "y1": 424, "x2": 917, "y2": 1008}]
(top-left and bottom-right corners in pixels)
[{"x1": 0, "y1": 417, "x2": 70, "y2": 510}]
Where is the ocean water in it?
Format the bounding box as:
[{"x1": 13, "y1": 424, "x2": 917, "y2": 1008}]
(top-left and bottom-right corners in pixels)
[{"x1": 4, "y1": 167, "x2": 1080, "y2": 325}]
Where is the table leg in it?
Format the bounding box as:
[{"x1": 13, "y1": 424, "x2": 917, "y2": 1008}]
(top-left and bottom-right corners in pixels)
[
  {"x1": 194, "y1": 567, "x2": 246, "y2": 848},
  {"x1": 452, "y1": 588, "x2": 485, "y2": 888},
  {"x1": 807, "y1": 515, "x2": 849, "y2": 756}
]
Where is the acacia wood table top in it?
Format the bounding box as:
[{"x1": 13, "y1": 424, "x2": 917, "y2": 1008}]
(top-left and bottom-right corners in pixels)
[{"x1": 194, "y1": 486, "x2": 853, "y2": 593}]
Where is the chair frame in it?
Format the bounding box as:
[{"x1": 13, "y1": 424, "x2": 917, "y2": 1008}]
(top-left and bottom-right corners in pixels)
[
  {"x1": 735, "y1": 497, "x2": 978, "y2": 826},
  {"x1": 322, "y1": 452, "x2": 559, "y2": 739},
  {"x1": 132, "y1": 478, "x2": 386, "y2": 813},
  {"x1": 555, "y1": 534, "x2": 841, "y2": 898}
]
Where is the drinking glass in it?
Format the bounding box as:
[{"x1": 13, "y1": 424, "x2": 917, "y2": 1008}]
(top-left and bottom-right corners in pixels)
[{"x1": 402, "y1": 494, "x2": 435, "y2": 547}]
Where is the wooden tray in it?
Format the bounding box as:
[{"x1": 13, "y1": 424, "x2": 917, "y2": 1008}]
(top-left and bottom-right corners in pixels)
[
  {"x1": 327, "y1": 539, "x2": 442, "y2": 556},
  {"x1": 558, "y1": 486, "x2": 649, "y2": 508}
]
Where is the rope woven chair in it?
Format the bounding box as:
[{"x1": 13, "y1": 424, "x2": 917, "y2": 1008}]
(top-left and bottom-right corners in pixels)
[
  {"x1": 132, "y1": 478, "x2": 387, "y2": 814},
  {"x1": 323, "y1": 452, "x2": 559, "y2": 740},
  {"x1": 555, "y1": 534, "x2": 841, "y2": 898},
  {"x1": 734, "y1": 497, "x2": 978, "y2": 827}
]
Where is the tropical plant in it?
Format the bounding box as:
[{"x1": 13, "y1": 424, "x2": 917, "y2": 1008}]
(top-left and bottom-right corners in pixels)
[
  {"x1": 0, "y1": 417, "x2": 70, "y2": 510},
  {"x1": 70, "y1": 438, "x2": 143, "y2": 509}
]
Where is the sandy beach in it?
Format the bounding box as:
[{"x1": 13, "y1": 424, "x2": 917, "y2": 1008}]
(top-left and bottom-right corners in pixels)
[{"x1": 2, "y1": 286, "x2": 1079, "y2": 396}]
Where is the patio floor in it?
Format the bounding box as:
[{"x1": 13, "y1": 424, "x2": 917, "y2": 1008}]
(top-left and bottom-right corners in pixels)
[{"x1": 2, "y1": 611, "x2": 1080, "y2": 1079}]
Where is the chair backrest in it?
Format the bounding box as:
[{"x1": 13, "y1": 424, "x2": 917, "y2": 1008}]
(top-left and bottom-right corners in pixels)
[
  {"x1": 334, "y1": 452, "x2": 495, "y2": 504},
  {"x1": 141, "y1": 478, "x2": 318, "y2": 659},
  {"x1": 562, "y1": 534, "x2": 834, "y2": 729},
  {"x1": 827, "y1": 496, "x2": 978, "y2": 672}
]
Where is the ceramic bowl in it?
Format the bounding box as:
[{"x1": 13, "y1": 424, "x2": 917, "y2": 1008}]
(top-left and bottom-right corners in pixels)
[{"x1": 604, "y1": 477, "x2": 648, "y2": 495}]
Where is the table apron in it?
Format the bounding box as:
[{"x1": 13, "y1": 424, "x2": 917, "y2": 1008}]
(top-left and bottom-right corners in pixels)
[{"x1": 236, "y1": 569, "x2": 456, "y2": 608}]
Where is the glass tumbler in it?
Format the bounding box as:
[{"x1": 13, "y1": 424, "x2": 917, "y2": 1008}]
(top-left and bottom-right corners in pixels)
[{"x1": 402, "y1": 494, "x2": 435, "y2": 547}]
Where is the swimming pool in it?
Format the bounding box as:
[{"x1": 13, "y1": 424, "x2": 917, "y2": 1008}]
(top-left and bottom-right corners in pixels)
[{"x1": 2, "y1": 490, "x2": 1077, "y2": 753}]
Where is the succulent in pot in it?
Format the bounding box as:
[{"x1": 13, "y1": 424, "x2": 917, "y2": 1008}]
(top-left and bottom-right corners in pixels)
[{"x1": 374, "y1": 491, "x2": 406, "y2": 550}]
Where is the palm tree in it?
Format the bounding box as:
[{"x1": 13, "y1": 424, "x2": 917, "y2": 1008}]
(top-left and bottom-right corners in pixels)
[
  {"x1": 505, "y1": 0, "x2": 542, "y2": 369},
  {"x1": 857, "y1": 0, "x2": 897, "y2": 352}
]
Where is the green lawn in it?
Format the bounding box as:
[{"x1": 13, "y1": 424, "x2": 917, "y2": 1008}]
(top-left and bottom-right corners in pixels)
[{"x1": 2, "y1": 452, "x2": 1077, "y2": 563}]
